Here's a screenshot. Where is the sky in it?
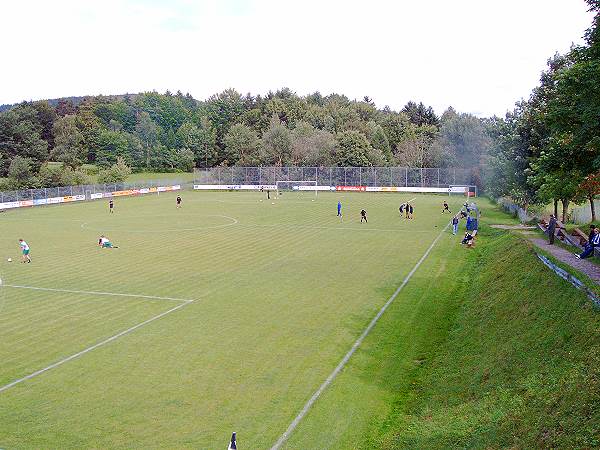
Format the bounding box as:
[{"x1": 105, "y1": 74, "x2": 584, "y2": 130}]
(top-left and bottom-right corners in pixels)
[{"x1": 0, "y1": 0, "x2": 594, "y2": 117}]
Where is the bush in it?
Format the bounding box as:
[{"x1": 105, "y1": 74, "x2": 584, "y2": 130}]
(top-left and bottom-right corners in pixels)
[
  {"x1": 97, "y1": 157, "x2": 132, "y2": 183},
  {"x1": 38, "y1": 163, "x2": 93, "y2": 187}
]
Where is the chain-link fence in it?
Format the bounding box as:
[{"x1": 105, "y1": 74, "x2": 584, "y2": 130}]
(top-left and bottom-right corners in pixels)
[
  {"x1": 0, "y1": 178, "x2": 189, "y2": 203},
  {"x1": 193, "y1": 167, "x2": 476, "y2": 188}
]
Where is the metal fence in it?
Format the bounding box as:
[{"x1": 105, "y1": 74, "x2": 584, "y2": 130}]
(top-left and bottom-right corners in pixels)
[
  {"x1": 0, "y1": 178, "x2": 189, "y2": 203},
  {"x1": 193, "y1": 166, "x2": 476, "y2": 188}
]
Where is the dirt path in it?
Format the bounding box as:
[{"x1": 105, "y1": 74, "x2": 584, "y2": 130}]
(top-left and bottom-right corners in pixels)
[{"x1": 528, "y1": 238, "x2": 600, "y2": 284}]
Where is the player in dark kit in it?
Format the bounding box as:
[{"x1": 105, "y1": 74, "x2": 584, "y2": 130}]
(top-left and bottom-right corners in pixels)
[
  {"x1": 360, "y1": 209, "x2": 368, "y2": 223},
  {"x1": 176, "y1": 195, "x2": 182, "y2": 208},
  {"x1": 109, "y1": 199, "x2": 114, "y2": 213},
  {"x1": 399, "y1": 203, "x2": 405, "y2": 217},
  {"x1": 442, "y1": 201, "x2": 451, "y2": 213}
]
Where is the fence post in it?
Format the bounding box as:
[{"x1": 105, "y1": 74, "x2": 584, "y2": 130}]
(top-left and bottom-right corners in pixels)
[
  {"x1": 344, "y1": 167, "x2": 347, "y2": 186},
  {"x1": 437, "y1": 168, "x2": 440, "y2": 187},
  {"x1": 405, "y1": 167, "x2": 408, "y2": 187},
  {"x1": 359, "y1": 167, "x2": 362, "y2": 186}
]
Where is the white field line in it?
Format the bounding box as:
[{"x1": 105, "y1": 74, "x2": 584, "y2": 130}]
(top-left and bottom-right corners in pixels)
[
  {"x1": 271, "y1": 219, "x2": 450, "y2": 450},
  {"x1": 2, "y1": 284, "x2": 194, "y2": 303},
  {"x1": 0, "y1": 300, "x2": 193, "y2": 394}
]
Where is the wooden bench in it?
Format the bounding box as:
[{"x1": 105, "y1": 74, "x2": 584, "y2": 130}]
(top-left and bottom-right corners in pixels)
[{"x1": 572, "y1": 227, "x2": 589, "y2": 246}]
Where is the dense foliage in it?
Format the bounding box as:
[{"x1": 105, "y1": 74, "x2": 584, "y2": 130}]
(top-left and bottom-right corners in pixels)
[
  {"x1": 486, "y1": 0, "x2": 600, "y2": 221},
  {"x1": 0, "y1": 88, "x2": 489, "y2": 189}
]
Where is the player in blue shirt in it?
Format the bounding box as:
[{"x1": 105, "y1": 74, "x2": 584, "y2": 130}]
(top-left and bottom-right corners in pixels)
[{"x1": 337, "y1": 201, "x2": 342, "y2": 219}]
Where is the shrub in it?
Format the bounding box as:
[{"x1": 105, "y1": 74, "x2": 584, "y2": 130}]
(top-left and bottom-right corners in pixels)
[{"x1": 97, "y1": 157, "x2": 132, "y2": 183}]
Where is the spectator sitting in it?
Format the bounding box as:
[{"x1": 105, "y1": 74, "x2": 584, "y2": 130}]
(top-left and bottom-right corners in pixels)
[
  {"x1": 462, "y1": 231, "x2": 475, "y2": 247},
  {"x1": 576, "y1": 226, "x2": 599, "y2": 259}
]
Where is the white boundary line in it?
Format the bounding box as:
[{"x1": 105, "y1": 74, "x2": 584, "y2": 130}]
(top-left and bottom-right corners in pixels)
[
  {"x1": 271, "y1": 220, "x2": 450, "y2": 450},
  {"x1": 2, "y1": 284, "x2": 193, "y2": 303},
  {"x1": 0, "y1": 300, "x2": 193, "y2": 393}
]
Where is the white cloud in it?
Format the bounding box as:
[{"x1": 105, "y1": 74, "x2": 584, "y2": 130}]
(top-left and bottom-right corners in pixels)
[{"x1": 0, "y1": 0, "x2": 593, "y2": 117}]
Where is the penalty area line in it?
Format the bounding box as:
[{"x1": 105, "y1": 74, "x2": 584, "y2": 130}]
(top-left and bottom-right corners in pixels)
[
  {"x1": 270, "y1": 220, "x2": 451, "y2": 450},
  {"x1": 0, "y1": 300, "x2": 193, "y2": 394},
  {"x1": 2, "y1": 284, "x2": 193, "y2": 303}
]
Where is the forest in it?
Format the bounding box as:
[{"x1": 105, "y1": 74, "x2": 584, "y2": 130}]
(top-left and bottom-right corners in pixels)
[{"x1": 0, "y1": 89, "x2": 489, "y2": 189}]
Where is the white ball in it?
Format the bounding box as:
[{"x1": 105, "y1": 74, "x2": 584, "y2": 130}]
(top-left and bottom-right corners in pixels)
[{"x1": 7, "y1": 258, "x2": 12, "y2": 262}]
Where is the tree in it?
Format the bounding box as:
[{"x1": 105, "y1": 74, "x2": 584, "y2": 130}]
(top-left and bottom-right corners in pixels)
[
  {"x1": 290, "y1": 122, "x2": 336, "y2": 166},
  {"x1": 76, "y1": 99, "x2": 103, "y2": 163},
  {"x1": 205, "y1": 88, "x2": 246, "y2": 149},
  {"x1": 96, "y1": 130, "x2": 132, "y2": 167},
  {"x1": 577, "y1": 172, "x2": 600, "y2": 221},
  {"x1": 435, "y1": 109, "x2": 490, "y2": 168},
  {"x1": 52, "y1": 115, "x2": 85, "y2": 168},
  {"x1": 366, "y1": 121, "x2": 392, "y2": 163},
  {"x1": 334, "y1": 130, "x2": 374, "y2": 167},
  {"x1": 38, "y1": 163, "x2": 91, "y2": 187},
  {"x1": 31, "y1": 101, "x2": 57, "y2": 149},
  {"x1": 261, "y1": 118, "x2": 292, "y2": 166},
  {"x1": 0, "y1": 106, "x2": 48, "y2": 174},
  {"x1": 135, "y1": 111, "x2": 159, "y2": 168},
  {"x1": 55, "y1": 99, "x2": 77, "y2": 117},
  {"x1": 173, "y1": 148, "x2": 195, "y2": 171},
  {"x1": 97, "y1": 157, "x2": 132, "y2": 183},
  {"x1": 394, "y1": 125, "x2": 440, "y2": 168},
  {"x1": 7, "y1": 156, "x2": 38, "y2": 189},
  {"x1": 176, "y1": 120, "x2": 217, "y2": 168},
  {"x1": 224, "y1": 123, "x2": 260, "y2": 166},
  {"x1": 402, "y1": 101, "x2": 439, "y2": 126}
]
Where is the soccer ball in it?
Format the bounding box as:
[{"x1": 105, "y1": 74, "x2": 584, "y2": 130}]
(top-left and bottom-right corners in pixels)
[{"x1": 7, "y1": 258, "x2": 12, "y2": 262}]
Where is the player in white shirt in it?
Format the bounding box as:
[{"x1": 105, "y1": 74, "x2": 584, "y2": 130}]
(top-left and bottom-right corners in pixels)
[
  {"x1": 19, "y1": 239, "x2": 31, "y2": 263},
  {"x1": 98, "y1": 235, "x2": 118, "y2": 248}
]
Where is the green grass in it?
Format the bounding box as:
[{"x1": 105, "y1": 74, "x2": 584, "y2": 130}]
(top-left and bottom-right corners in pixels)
[
  {"x1": 1, "y1": 192, "x2": 597, "y2": 449},
  {"x1": 0, "y1": 191, "x2": 463, "y2": 448}
]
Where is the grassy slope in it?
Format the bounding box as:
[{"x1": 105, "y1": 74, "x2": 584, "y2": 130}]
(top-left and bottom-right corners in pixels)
[{"x1": 286, "y1": 202, "x2": 600, "y2": 449}]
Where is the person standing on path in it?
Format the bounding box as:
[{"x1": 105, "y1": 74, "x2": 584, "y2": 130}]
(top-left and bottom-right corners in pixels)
[{"x1": 547, "y1": 214, "x2": 557, "y2": 244}]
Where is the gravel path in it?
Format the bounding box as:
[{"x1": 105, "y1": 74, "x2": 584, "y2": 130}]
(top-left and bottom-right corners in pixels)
[{"x1": 528, "y1": 238, "x2": 600, "y2": 284}]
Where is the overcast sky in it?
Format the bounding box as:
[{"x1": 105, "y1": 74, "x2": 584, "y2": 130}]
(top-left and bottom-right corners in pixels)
[{"x1": 1, "y1": 0, "x2": 594, "y2": 117}]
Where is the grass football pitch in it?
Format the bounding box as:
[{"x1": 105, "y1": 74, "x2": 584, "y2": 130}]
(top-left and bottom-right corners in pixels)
[{"x1": 0, "y1": 190, "x2": 468, "y2": 448}]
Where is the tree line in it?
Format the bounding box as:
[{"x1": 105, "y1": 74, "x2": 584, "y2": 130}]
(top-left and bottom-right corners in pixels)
[
  {"x1": 0, "y1": 87, "x2": 490, "y2": 190},
  {"x1": 486, "y1": 0, "x2": 600, "y2": 222}
]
